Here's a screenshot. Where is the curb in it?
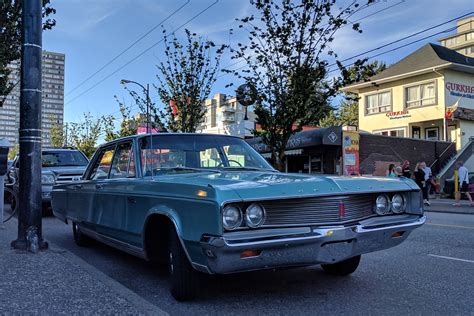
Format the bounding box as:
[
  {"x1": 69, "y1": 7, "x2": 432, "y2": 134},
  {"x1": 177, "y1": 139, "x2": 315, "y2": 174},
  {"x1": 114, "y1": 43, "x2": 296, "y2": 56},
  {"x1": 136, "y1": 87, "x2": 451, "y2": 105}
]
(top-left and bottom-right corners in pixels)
[
  {"x1": 48, "y1": 243, "x2": 169, "y2": 316},
  {"x1": 425, "y1": 209, "x2": 474, "y2": 216}
]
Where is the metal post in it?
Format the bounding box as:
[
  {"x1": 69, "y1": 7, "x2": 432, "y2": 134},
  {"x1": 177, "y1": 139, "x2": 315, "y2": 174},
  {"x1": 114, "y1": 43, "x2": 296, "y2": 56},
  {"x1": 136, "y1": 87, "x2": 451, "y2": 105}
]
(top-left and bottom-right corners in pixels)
[
  {"x1": 11, "y1": 0, "x2": 48, "y2": 251},
  {"x1": 146, "y1": 83, "x2": 150, "y2": 134},
  {"x1": 0, "y1": 175, "x2": 4, "y2": 228}
]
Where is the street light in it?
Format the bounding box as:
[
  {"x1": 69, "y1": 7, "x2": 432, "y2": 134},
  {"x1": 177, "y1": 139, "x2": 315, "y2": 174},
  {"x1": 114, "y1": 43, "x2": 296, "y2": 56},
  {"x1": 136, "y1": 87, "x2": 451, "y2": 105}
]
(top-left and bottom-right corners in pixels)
[{"x1": 120, "y1": 79, "x2": 151, "y2": 134}]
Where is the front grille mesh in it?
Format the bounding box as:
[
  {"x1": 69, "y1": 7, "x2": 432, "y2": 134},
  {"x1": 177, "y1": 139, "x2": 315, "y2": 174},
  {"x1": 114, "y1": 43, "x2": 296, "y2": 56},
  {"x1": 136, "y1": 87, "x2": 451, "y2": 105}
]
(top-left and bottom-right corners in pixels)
[
  {"x1": 261, "y1": 194, "x2": 375, "y2": 227},
  {"x1": 56, "y1": 174, "x2": 83, "y2": 184}
]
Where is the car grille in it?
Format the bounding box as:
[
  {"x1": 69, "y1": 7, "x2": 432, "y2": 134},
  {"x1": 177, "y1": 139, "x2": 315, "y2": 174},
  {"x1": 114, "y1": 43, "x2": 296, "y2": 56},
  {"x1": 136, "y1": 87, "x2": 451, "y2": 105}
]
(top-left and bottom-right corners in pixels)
[
  {"x1": 56, "y1": 173, "x2": 83, "y2": 184},
  {"x1": 260, "y1": 194, "x2": 375, "y2": 227}
]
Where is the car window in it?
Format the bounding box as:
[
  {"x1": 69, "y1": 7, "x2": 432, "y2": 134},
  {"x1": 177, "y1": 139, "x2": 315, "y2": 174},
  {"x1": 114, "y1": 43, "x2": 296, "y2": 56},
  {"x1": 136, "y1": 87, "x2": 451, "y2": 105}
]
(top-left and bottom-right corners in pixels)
[
  {"x1": 88, "y1": 147, "x2": 115, "y2": 180},
  {"x1": 42, "y1": 151, "x2": 88, "y2": 167},
  {"x1": 199, "y1": 148, "x2": 223, "y2": 167},
  {"x1": 110, "y1": 142, "x2": 135, "y2": 179}
]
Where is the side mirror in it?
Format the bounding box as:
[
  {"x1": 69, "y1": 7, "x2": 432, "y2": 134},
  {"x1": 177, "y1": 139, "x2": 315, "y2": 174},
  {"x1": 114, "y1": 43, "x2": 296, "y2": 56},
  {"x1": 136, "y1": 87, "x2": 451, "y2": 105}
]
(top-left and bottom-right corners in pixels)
[{"x1": 0, "y1": 139, "x2": 10, "y2": 176}]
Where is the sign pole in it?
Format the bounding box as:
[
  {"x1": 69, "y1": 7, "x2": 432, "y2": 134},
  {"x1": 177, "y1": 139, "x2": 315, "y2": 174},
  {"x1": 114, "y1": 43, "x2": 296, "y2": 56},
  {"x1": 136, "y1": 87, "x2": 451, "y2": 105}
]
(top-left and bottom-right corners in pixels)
[{"x1": 11, "y1": 0, "x2": 48, "y2": 252}]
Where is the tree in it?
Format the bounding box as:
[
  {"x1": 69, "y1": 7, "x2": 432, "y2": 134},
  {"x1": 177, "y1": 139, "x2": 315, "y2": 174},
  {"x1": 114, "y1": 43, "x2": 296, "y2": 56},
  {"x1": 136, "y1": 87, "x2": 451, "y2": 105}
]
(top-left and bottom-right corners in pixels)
[
  {"x1": 68, "y1": 113, "x2": 107, "y2": 158},
  {"x1": 8, "y1": 144, "x2": 18, "y2": 160},
  {"x1": 319, "y1": 60, "x2": 386, "y2": 127},
  {"x1": 124, "y1": 29, "x2": 225, "y2": 132},
  {"x1": 104, "y1": 99, "x2": 139, "y2": 142},
  {"x1": 49, "y1": 118, "x2": 65, "y2": 148},
  {"x1": 226, "y1": 0, "x2": 374, "y2": 170},
  {"x1": 0, "y1": 0, "x2": 56, "y2": 106}
]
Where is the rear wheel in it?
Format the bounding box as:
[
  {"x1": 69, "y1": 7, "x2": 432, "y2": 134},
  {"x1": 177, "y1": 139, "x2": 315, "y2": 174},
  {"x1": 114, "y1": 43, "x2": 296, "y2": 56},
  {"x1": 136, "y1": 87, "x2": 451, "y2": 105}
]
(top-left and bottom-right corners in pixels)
[
  {"x1": 72, "y1": 222, "x2": 94, "y2": 247},
  {"x1": 321, "y1": 255, "x2": 361, "y2": 276},
  {"x1": 168, "y1": 228, "x2": 199, "y2": 301}
]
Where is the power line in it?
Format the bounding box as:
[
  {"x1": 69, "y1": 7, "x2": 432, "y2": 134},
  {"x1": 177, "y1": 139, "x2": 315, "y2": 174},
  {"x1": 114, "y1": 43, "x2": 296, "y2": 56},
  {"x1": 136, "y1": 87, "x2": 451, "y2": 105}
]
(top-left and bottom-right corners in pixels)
[
  {"x1": 65, "y1": 0, "x2": 191, "y2": 97},
  {"x1": 218, "y1": 0, "x2": 404, "y2": 75},
  {"x1": 332, "y1": 11, "x2": 474, "y2": 67},
  {"x1": 327, "y1": 19, "x2": 473, "y2": 74},
  {"x1": 65, "y1": 0, "x2": 219, "y2": 107}
]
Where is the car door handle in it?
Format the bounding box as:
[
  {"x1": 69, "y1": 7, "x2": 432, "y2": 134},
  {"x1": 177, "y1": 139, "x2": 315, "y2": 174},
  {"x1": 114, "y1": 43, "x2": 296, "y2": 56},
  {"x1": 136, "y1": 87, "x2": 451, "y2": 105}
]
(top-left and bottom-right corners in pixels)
[
  {"x1": 95, "y1": 184, "x2": 104, "y2": 190},
  {"x1": 127, "y1": 197, "x2": 136, "y2": 204}
]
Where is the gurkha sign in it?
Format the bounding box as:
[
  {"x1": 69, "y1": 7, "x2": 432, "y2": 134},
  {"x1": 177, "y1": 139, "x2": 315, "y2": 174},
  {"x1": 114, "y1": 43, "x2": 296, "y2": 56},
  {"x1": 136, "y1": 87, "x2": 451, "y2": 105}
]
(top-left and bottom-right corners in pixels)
[
  {"x1": 446, "y1": 82, "x2": 474, "y2": 99},
  {"x1": 385, "y1": 110, "x2": 411, "y2": 120}
]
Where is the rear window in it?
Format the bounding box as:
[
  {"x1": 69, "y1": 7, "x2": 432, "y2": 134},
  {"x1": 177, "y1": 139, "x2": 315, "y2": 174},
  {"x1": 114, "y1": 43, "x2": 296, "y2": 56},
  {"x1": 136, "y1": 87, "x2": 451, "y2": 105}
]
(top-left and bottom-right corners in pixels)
[{"x1": 42, "y1": 151, "x2": 89, "y2": 167}]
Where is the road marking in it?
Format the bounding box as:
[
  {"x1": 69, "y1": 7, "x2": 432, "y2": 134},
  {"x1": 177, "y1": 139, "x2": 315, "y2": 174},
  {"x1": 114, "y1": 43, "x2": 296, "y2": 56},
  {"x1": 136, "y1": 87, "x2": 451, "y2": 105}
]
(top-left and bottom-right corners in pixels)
[
  {"x1": 427, "y1": 223, "x2": 474, "y2": 230},
  {"x1": 428, "y1": 254, "x2": 474, "y2": 264}
]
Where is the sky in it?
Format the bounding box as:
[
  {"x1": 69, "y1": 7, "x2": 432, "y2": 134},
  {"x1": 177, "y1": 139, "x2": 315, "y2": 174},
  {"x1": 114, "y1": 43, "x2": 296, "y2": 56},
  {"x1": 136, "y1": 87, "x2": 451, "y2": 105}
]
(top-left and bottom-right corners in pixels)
[{"x1": 42, "y1": 0, "x2": 474, "y2": 125}]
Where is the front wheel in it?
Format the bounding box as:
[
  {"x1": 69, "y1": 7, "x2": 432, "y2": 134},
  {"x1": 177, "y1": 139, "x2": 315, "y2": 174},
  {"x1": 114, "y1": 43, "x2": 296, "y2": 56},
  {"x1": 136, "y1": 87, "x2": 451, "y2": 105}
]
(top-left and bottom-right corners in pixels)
[
  {"x1": 72, "y1": 222, "x2": 94, "y2": 247},
  {"x1": 168, "y1": 229, "x2": 199, "y2": 301},
  {"x1": 321, "y1": 255, "x2": 361, "y2": 276}
]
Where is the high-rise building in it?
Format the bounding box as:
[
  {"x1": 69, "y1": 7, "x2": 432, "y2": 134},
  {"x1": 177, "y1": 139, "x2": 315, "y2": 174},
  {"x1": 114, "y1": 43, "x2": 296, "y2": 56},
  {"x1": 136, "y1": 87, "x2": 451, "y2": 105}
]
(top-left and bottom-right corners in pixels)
[
  {"x1": 0, "y1": 50, "x2": 65, "y2": 148},
  {"x1": 439, "y1": 15, "x2": 474, "y2": 57},
  {"x1": 198, "y1": 93, "x2": 256, "y2": 138}
]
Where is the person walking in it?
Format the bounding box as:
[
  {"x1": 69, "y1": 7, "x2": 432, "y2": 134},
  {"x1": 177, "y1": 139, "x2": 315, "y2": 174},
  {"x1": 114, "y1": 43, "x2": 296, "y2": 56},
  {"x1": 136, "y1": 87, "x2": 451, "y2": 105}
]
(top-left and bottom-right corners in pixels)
[
  {"x1": 387, "y1": 164, "x2": 397, "y2": 177},
  {"x1": 414, "y1": 162, "x2": 429, "y2": 206},
  {"x1": 422, "y1": 161, "x2": 433, "y2": 201},
  {"x1": 401, "y1": 160, "x2": 411, "y2": 178},
  {"x1": 453, "y1": 161, "x2": 473, "y2": 207}
]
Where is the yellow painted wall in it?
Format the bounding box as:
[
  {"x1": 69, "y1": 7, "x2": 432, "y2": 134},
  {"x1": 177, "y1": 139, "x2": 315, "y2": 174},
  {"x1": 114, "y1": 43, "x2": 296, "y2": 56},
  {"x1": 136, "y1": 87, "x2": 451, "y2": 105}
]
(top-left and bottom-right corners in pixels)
[{"x1": 358, "y1": 72, "x2": 446, "y2": 136}]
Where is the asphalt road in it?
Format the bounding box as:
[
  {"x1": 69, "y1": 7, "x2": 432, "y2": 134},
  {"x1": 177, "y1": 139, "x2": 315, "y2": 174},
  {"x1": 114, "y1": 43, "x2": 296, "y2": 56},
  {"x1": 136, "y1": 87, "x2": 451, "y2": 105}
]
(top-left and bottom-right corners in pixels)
[{"x1": 42, "y1": 212, "x2": 474, "y2": 315}]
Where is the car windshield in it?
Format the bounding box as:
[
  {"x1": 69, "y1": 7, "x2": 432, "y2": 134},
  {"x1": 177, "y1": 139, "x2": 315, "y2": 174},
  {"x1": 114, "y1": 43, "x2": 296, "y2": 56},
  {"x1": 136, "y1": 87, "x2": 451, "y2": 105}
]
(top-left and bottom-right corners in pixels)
[
  {"x1": 42, "y1": 151, "x2": 89, "y2": 167},
  {"x1": 139, "y1": 134, "x2": 274, "y2": 176}
]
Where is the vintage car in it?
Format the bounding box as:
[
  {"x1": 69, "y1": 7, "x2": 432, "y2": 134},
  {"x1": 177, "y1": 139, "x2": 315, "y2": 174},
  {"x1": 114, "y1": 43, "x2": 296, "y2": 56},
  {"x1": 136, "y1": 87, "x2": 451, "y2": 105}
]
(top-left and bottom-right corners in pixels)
[{"x1": 52, "y1": 134, "x2": 425, "y2": 301}]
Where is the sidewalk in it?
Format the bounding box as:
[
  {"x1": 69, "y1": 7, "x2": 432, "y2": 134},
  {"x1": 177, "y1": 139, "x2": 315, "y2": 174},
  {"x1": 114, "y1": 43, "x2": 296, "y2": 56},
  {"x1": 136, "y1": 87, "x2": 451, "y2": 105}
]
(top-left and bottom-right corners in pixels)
[
  {"x1": 424, "y1": 197, "x2": 474, "y2": 215},
  {"x1": 0, "y1": 219, "x2": 167, "y2": 315}
]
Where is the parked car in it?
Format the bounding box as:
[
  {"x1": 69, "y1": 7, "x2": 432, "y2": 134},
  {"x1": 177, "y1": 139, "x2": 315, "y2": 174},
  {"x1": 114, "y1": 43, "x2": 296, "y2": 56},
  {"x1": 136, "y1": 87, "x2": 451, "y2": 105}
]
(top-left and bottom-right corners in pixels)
[
  {"x1": 443, "y1": 172, "x2": 474, "y2": 197},
  {"x1": 52, "y1": 134, "x2": 425, "y2": 301},
  {"x1": 11, "y1": 148, "x2": 89, "y2": 212}
]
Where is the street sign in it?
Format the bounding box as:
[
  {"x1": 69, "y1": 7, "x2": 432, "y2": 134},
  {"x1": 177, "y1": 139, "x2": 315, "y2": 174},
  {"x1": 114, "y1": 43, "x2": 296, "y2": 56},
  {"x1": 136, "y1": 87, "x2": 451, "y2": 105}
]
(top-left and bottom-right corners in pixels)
[{"x1": 236, "y1": 83, "x2": 257, "y2": 107}]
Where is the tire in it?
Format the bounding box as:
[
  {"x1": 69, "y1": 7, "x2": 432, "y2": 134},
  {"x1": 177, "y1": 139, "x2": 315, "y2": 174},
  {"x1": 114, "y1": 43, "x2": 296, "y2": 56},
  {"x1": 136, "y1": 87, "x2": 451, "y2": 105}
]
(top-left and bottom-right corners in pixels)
[
  {"x1": 321, "y1": 255, "x2": 361, "y2": 276},
  {"x1": 72, "y1": 222, "x2": 94, "y2": 247},
  {"x1": 168, "y1": 228, "x2": 199, "y2": 301}
]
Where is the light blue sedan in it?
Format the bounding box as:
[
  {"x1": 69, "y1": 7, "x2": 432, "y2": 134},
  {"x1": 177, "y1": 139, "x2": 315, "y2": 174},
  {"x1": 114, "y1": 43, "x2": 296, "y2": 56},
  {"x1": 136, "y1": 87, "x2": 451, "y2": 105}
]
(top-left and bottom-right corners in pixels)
[{"x1": 52, "y1": 134, "x2": 425, "y2": 301}]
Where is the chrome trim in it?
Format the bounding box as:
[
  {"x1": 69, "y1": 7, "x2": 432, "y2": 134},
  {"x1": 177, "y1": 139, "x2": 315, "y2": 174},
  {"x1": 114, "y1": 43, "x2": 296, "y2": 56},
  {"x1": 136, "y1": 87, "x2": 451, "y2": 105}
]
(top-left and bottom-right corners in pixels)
[
  {"x1": 220, "y1": 189, "x2": 419, "y2": 208},
  {"x1": 79, "y1": 225, "x2": 147, "y2": 259}
]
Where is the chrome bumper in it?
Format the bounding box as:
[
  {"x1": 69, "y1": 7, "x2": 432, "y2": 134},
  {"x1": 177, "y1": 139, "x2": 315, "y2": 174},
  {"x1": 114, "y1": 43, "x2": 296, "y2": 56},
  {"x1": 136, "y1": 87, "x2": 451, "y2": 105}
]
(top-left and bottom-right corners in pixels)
[{"x1": 200, "y1": 214, "x2": 426, "y2": 274}]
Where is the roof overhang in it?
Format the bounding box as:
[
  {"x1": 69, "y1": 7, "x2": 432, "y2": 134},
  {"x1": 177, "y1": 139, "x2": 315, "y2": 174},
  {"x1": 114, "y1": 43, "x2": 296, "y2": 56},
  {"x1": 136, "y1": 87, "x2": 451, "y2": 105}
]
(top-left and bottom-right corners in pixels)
[{"x1": 341, "y1": 63, "x2": 454, "y2": 93}]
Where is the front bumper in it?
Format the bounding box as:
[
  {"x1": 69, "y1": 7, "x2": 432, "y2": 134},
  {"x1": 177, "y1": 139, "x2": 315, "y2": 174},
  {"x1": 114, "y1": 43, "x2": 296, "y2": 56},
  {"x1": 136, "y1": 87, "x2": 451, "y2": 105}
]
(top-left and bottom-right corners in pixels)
[{"x1": 200, "y1": 214, "x2": 425, "y2": 274}]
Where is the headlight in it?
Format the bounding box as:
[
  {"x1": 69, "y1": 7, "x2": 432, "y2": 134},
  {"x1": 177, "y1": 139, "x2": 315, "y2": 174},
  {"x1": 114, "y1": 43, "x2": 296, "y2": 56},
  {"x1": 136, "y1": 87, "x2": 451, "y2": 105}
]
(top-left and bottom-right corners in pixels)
[
  {"x1": 375, "y1": 194, "x2": 391, "y2": 215},
  {"x1": 245, "y1": 203, "x2": 266, "y2": 228},
  {"x1": 41, "y1": 174, "x2": 55, "y2": 185},
  {"x1": 222, "y1": 205, "x2": 242, "y2": 230},
  {"x1": 391, "y1": 194, "x2": 406, "y2": 214}
]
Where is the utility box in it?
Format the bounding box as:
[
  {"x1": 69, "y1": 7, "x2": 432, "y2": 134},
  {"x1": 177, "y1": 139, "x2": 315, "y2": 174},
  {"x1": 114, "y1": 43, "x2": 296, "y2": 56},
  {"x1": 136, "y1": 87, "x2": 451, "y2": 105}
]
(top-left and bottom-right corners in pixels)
[{"x1": 0, "y1": 139, "x2": 10, "y2": 176}]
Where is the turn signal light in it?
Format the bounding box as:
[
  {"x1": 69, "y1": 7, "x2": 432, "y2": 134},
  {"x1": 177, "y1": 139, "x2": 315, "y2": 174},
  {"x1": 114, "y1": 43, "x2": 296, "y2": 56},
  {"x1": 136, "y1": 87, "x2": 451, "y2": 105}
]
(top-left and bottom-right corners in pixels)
[
  {"x1": 240, "y1": 250, "x2": 261, "y2": 259},
  {"x1": 392, "y1": 231, "x2": 405, "y2": 238}
]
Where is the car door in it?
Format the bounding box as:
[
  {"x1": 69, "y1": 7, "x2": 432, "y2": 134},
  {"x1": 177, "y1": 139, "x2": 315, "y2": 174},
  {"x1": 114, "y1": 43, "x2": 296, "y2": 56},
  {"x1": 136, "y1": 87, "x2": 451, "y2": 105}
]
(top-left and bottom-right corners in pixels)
[
  {"x1": 93, "y1": 141, "x2": 138, "y2": 243},
  {"x1": 67, "y1": 145, "x2": 116, "y2": 229}
]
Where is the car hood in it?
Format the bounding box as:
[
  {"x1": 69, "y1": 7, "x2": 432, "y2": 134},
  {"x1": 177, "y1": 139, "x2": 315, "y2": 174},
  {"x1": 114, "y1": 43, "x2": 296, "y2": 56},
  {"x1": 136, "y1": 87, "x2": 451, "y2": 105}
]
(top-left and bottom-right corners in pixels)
[
  {"x1": 158, "y1": 171, "x2": 419, "y2": 201},
  {"x1": 42, "y1": 166, "x2": 87, "y2": 175}
]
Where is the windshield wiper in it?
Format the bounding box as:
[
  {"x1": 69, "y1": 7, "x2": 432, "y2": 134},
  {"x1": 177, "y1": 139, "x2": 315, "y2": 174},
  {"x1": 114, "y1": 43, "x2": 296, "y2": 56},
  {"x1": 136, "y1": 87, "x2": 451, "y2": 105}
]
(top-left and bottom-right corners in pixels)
[
  {"x1": 221, "y1": 166, "x2": 277, "y2": 172},
  {"x1": 156, "y1": 167, "x2": 220, "y2": 173}
]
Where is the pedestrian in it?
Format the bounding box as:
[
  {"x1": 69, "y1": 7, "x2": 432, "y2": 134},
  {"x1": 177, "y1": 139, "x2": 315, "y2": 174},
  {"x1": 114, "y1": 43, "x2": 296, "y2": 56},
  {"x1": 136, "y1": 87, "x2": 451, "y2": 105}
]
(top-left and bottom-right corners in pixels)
[
  {"x1": 414, "y1": 162, "x2": 429, "y2": 206},
  {"x1": 422, "y1": 161, "x2": 433, "y2": 201},
  {"x1": 401, "y1": 160, "x2": 411, "y2": 178},
  {"x1": 386, "y1": 164, "x2": 397, "y2": 177},
  {"x1": 453, "y1": 161, "x2": 473, "y2": 207},
  {"x1": 395, "y1": 166, "x2": 403, "y2": 177}
]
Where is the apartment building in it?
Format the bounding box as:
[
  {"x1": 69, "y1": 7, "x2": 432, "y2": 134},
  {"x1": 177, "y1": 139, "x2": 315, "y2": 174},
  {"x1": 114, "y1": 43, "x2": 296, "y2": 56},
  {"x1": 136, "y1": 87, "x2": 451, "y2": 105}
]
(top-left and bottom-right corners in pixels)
[
  {"x1": 0, "y1": 51, "x2": 65, "y2": 148},
  {"x1": 198, "y1": 93, "x2": 256, "y2": 138},
  {"x1": 439, "y1": 15, "x2": 474, "y2": 57}
]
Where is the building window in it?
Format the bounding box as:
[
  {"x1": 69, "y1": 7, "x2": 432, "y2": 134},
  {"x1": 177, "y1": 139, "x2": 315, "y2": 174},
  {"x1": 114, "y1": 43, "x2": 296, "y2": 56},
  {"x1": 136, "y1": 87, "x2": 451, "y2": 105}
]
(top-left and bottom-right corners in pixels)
[
  {"x1": 445, "y1": 37, "x2": 459, "y2": 46},
  {"x1": 466, "y1": 32, "x2": 474, "y2": 41},
  {"x1": 374, "y1": 128, "x2": 405, "y2": 137},
  {"x1": 365, "y1": 91, "x2": 391, "y2": 114},
  {"x1": 405, "y1": 81, "x2": 436, "y2": 108}
]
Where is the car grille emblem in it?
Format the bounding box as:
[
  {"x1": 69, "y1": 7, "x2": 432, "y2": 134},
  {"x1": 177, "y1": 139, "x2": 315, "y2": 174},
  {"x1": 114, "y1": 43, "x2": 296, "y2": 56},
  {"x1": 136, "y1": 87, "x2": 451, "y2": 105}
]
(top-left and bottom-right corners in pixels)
[
  {"x1": 339, "y1": 202, "x2": 345, "y2": 220},
  {"x1": 72, "y1": 176, "x2": 81, "y2": 182}
]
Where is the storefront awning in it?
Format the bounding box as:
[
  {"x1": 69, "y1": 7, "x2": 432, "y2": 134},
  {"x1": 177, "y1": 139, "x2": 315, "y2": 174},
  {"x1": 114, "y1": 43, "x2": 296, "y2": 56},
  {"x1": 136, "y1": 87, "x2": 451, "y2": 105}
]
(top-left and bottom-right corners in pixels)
[{"x1": 246, "y1": 126, "x2": 342, "y2": 153}]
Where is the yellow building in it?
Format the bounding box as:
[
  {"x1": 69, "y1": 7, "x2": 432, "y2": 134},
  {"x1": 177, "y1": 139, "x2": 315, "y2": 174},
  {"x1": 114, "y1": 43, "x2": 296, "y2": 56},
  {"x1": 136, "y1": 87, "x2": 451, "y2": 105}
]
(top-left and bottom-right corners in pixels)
[{"x1": 342, "y1": 43, "x2": 474, "y2": 152}]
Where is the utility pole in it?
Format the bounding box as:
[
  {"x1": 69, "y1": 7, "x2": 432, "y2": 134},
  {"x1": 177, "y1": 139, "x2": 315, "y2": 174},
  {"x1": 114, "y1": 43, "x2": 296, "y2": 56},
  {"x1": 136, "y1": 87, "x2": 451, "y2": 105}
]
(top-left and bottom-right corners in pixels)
[{"x1": 11, "y1": 0, "x2": 48, "y2": 252}]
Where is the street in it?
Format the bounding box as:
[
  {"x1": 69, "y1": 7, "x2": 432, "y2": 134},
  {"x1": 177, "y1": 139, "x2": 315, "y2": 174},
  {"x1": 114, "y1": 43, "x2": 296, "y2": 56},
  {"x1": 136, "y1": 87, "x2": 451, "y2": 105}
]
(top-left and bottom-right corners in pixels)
[{"x1": 42, "y1": 211, "x2": 474, "y2": 315}]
